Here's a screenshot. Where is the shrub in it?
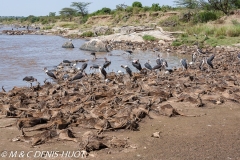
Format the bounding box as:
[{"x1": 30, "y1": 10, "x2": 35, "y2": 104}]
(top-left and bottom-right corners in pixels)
[
  {"x1": 142, "y1": 35, "x2": 157, "y2": 41},
  {"x1": 194, "y1": 11, "x2": 218, "y2": 23},
  {"x1": 215, "y1": 27, "x2": 227, "y2": 37},
  {"x1": 172, "y1": 40, "x2": 182, "y2": 46},
  {"x1": 226, "y1": 26, "x2": 240, "y2": 37},
  {"x1": 151, "y1": 3, "x2": 161, "y2": 11},
  {"x1": 126, "y1": 6, "x2": 133, "y2": 13},
  {"x1": 81, "y1": 31, "x2": 94, "y2": 37},
  {"x1": 132, "y1": 1, "x2": 142, "y2": 8}
]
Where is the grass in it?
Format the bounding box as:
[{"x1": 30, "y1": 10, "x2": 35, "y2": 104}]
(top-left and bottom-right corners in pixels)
[
  {"x1": 142, "y1": 35, "x2": 157, "y2": 41},
  {"x1": 59, "y1": 23, "x2": 78, "y2": 30},
  {"x1": 81, "y1": 31, "x2": 94, "y2": 37}
]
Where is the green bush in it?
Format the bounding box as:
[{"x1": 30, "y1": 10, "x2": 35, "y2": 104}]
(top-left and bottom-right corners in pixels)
[
  {"x1": 151, "y1": 3, "x2": 161, "y2": 11},
  {"x1": 81, "y1": 31, "x2": 94, "y2": 37},
  {"x1": 126, "y1": 6, "x2": 133, "y2": 13},
  {"x1": 142, "y1": 35, "x2": 157, "y2": 41},
  {"x1": 132, "y1": 1, "x2": 142, "y2": 8},
  {"x1": 226, "y1": 26, "x2": 240, "y2": 37},
  {"x1": 194, "y1": 11, "x2": 218, "y2": 23}
]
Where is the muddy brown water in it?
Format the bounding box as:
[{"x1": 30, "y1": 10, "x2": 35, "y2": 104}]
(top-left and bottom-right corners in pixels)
[{"x1": 0, "y1": 27, "x2": 190, "y2": 91}]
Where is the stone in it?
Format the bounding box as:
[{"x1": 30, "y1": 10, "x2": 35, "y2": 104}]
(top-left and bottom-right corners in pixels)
[
  {"x1": 80, "y1": 39, "x2": 109, "y2": 52},
  {"x1": 62, "y1": 41, "x2": 74, "y2": 48}
]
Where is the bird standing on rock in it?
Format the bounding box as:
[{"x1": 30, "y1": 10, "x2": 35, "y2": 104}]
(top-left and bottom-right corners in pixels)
[
  {"x1": 23, "y1": 76, "x2": 37, "y2": 87},
  {"x1": 144, "y1": 60, "x2": 152, "y2": 71},
  {"x1": 103, "y1": 57, "x2": 111, "y2": 70},
  {"x1": 91, "y1": 52, "x2": 97, "y2": 60},
  {"x1": 90, "y1": 64, "x2": 100, "y2": 72},
  {"x1": 121, "y1": 65, "x2": 133, "y2": 78},
  {"x1": 70, "y1": 71, "x2": 87, "y2": 89},
  {"x1": 99, "y1": 66, "x2": 107, "y2": 80},
  {"x1": 180, "y1": 59, "x2": 188, "y2": 70},
  {"x1": 43, "y1": 67, "x2": 57, "y2": 82},
  {"x1": 237, "y1": 53, "x2": 240, "y2": 61},
  {"x1": 206, "y1": 54, "x2": 215, "y2": 71},
  {"x1": 80, "y1": 63, "x2": 88, "y2": 72},
  {"x1": 132, "y1": 59, "x2": 142, "y2": 72}
]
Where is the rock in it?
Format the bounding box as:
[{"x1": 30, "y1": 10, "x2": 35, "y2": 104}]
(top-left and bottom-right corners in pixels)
[
  {"x1": 151, "y1": 132, "x2": 161, "y2": 138},
  {"x1": 62, "y1": 41, "x2": 74, "y2": 48},
  {"x1": 94, "y1": 26, "x2": 111, "y2": 36},
  {"x1": 80, "y1": 39, "x2": 109, "y2": 52}
]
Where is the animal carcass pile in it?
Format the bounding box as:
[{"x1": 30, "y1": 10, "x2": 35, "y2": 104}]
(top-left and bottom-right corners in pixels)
[{"x1": 0, "y1": 48, "x2": 240, "y2": 157}]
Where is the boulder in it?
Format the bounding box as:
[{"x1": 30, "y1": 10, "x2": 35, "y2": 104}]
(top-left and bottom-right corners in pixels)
[
  {"x1": 94, "y1": 26, "x2": 111, "y2": 36},
  {"x1": 80, "y1": 39, "x2": 109, "y2": 52},
  {"x1": 62, "y1": 41, "x2": 74, "y2": 48}
]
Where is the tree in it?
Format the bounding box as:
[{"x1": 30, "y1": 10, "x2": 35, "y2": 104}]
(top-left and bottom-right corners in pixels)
[
  {"x1": 151, "y1": 3, "x2": 161, "y2": 11},
  {"x1": 116, "y1": 3, "x2": 128, "y2": 11},
  {"x1": 207, "y1": 0, "x2": 231, "y2": 15},
  {"x1": 59, "y1": 8, "x2": 77, "y2": 21},
  {"x1": 132, "y1": 1, "x2": 143, "y2": 8},
  {"x1": 49, "y1": 12, "x2": 56, "y2": 17},
  {"x1": 174, "y1": 0, "x2": 199, "y2": 9},
  {"x1": 70, "y1": 2, "x2": 91, "y2": 17},
  {"x1": 100, "y1": 8, "x2": 111, "y2": 14}
]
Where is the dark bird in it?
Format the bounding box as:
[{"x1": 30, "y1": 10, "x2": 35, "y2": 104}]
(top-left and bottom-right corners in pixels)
[
  {"x1": 121, "y1": 65, "x2": 133, "y2": 77},
  {"x1": 160, "y1": 58, "x2": 168, "y2": 68},
  {"x1": 90, "y1": 64, "x2": 100, "y2": 72},
  {"x1": 164, "y1": 68, "x2": 174, "y2": 74},
  {"x1": 132, "y1": 59, "x2": 142, "y2": 71},
  {"x1": 199, "y1": 58, "x2": 205, "y2": 70},
  {"x1": 43, "y1": 67, "x2": 57, "y2": 80},
  {"x1": 192, "y1": 52, "x2": 197, "y2": 63},
  {"x1": 152, "y1": 64, "x2": 162, "y2": 70},
  {"x1": 123, "y1": 50, "x2": 133, "y2": 57},
  {"x1": 99, "y1": 66, "x2": 107, "y2": 80},
  {"x1": 2, "y1": 86, "x2": 6, "y2": 92},
  {"x1": 189, "y1": 52, "x2": 198, "y2": 65},
  {"x1": 62, "y1": 60, "x2": 72, "y2": 64},
  {"x1": 71, "y1": 72, "x2": 86, "y2": 81},
  {"x1": 70, "y1": 71, "x2": 87, "y2": 88},
  {"x1": 156, "y1": 54, "x2": 162, "y2": 65},
  {"x1": 197, "y1": 48, "x2": 206, "y2": 55},
  {"x1": 103, "y1": 57, "x2": 111, "y2": 69},
  {"x1": 180, "y1": 59, "x2": 188, "y2": 70},
  {"x1": 23, "y1": 76, "x2": 37, "y2": 87},
  {"x1": 144, "y1": 60, "x2": 152, "y2": 71},
  {"x1": 80, "y1": 63, "x2": 88, "y2": 72},
  {"x1": 237, "y1": 53, "x2": 240, "y2": 61},
  {"x1": 206, "y1": 54, "x2": 215, "y2": 70},
  {"x1": 91, "y1": 52, "x2": 96, "y2": 60}
]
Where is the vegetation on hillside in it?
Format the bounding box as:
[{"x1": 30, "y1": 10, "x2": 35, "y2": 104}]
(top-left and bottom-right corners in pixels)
[{"x1": 0, "y1": 1, "x2": 240, "y2": 47}]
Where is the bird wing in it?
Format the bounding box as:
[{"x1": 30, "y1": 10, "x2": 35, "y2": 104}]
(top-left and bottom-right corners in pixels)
[
  {"x1": 47, "y1": 72, "x2": 57, "y2": 79},
  {"x1": 126, "y1": 67, "x2": 132, "y2": 76},
  {"x1": 144, "y1": 63, "x2": 152, "y2": 70},
  {"x1": 208, "y1": 55, "x2": 215, "y2": 62}
]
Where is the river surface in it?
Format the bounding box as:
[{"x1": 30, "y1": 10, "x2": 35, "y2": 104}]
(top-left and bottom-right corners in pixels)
[{"x1": 0, "y1": 26, "x2": 190, "y2": 91}]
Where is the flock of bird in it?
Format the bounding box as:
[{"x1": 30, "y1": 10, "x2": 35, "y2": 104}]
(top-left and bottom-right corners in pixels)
[{"x1": 22, "y1": 48, "x2": 240, "y2": 88}]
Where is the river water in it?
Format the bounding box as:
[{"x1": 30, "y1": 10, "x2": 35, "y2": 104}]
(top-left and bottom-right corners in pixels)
[{"x1": 0, "y1": 26, "x2": 188, "y2": 91}]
